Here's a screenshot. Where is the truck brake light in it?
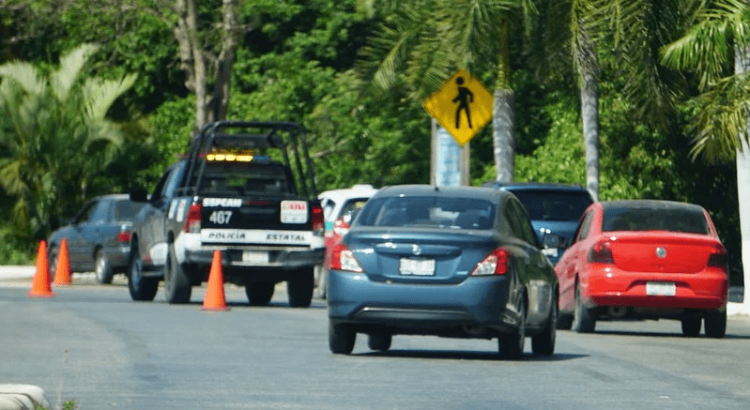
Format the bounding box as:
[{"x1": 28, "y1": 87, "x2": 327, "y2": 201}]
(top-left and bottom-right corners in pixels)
[
  {"x1": 185, "y1": 203, "x2": 202, "y2": 233},
  {"x1": 311, "y1": 204, "x2": 324, "y2": 233}
]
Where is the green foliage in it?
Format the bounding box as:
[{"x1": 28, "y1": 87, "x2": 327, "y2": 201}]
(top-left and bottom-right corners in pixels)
[{"x1": 0, "y1": 43, "x2": 136, "y2": 244}]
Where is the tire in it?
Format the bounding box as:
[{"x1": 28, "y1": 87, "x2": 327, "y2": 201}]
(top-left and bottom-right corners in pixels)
[
  {"x1": 245, "y1": 282, "x2": 275, "y2": 306},
  {"x1": 329, "y1": 322, "x2": 356, "y2": 354},
  {"x1": 681, "y1": 311, "x2": 702, "y2": 337},
  {"x1": 127, "y1": 241, "x2": 158, "y2": 302},
  {"x1": 95, "y1": 249, "x2": 114, "y2": 284},
  {"x1": 499, "y1": 298, "x2": 526, "y2": 360},
  {"x1": 287, "y1": 267, "x2": 314, "y2": 308},
  {"x1": 572, "y1": 283, "x2": 596, "y2": 333},
  {"x1": 557, "y1": 313, "x2": 573, "y2": 330},
  {"x1": 48, "y1": 246, "x2": 59, "y2": 282},
  {"x1": 315, "y1": 265, "x2": 328, "y2": 300},
  {"x1": 367, "y1": 332, "x2": 392, "y2": 352},
  {"x1": 532, "y1": 292, "x2": 557, "y2": 356},
  {"x1": 164, "y1": 243, "x2": 192, "y2": 304},
  {"x1": 704, "y1": 308, "x2": 727, "y2": 339}
]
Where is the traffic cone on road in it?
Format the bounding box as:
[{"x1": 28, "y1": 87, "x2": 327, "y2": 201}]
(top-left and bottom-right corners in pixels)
[
  {"x1": 28, "y1": 240, "x2": 55, "y2": 298},
  {"x1": 52, "y1": 238, "x2": 72, "y2": 286},
  {"x1": 201, "y1": 250, "x2": 229, "y2": 311}
]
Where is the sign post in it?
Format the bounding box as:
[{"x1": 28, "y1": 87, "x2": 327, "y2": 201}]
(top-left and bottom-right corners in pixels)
[{"x1": 424, "y1": 69, "x2": 493, "y2": 186}]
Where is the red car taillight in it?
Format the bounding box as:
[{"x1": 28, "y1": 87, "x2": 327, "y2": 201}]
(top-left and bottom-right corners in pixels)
[
  {"x1": 330, "y1": 242, "x2": 363, "y2": 272},
  {"x1": 471, "y1": 247, "x2": 509, "y2": 276},
  {"x1": 332, "y1": 218, "x2": 350, "y2": 237},
  {"x1": 184, "y1": 203, "x2": 202, "y2": 233},
  {"x1": 589, "y1": 241, "x2": 614, "y2": 264}
]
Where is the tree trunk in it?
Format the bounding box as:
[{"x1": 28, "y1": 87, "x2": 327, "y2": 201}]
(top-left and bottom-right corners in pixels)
[
  {"x1": 174, "y1": 0, "x2": 209, "y2": 131},
  {"x1": 580, "y1": 67, "x2": 599, "y2": 202},
  {"x1": 735, "y1": 46, "x2": 750, "y2": 306},
  {"x1": 212, "y1": 0, "x2": 240, "y2": 121},
  {"x1": 492, "y1": 89, "x2": 514, "y2": 183},
  {"x1": 492, "y1": 21, "x2": 514, "y2": 183}
]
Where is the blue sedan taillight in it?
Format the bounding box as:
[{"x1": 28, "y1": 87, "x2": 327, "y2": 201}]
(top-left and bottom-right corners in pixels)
[
  {"x1": 472, "y1": 247, "x2": 509, "y2": 276},
  {"x1": 330, "y1": 242, "x2": 363, "y2": 273}
]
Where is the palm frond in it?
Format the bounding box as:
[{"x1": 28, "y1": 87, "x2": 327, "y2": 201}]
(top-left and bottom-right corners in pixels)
[
  {"x1": 81, "y1": 73, "x2": 137, "y2": 120},
  {"x1": 0, "y1": 61, "x2": 46, "y2": 95},
  {"x1": 51, "y1": 43, "x2": 100, "y2": 102}
]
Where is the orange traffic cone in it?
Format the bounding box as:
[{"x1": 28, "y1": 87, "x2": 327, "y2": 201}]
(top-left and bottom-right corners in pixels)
[
  {"x1": 28, "y1": 240, "x2": 55, "y2": 298},
  {"x1": 52, "y1": 238, "x2": 72, "y2": 286},
  {"x1": 202, "y1": 250, "x2": 229, "y2": 311}
]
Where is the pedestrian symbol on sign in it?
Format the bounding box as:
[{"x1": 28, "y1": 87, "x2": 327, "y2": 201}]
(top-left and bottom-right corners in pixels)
[
  {"x1": 452, "y1": 76, "x2": 474, "y2": 129},
  {"x1": 423, "y1": 69, "x2": 493, "y2": 146}
]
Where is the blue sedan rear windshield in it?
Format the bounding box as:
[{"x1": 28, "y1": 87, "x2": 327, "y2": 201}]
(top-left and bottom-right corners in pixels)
[{"x1": 357, "y1": 197, "x2": 495, "y2": 229}]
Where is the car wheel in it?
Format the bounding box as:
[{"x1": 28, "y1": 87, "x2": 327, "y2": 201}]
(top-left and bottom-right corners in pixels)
[
  {"x1": 367, "y1": 332, "x2": 392, "y2": 352},
  {"x1": 127, "y1": 241, "x2": 158, "y2": 302},
  {"x1": 681, "y1": 311, "x2": 702, "y2": 337},
  {"x1": 95, "y1": 249, "x2": 114, "y2": 285},
  {"x1": 164, "y1": 243, "x2": 192, "y2": 304},
  {"x1": 287, "y1": 267, "x2": 314, "y2": 308},
  {"x1": 315, "y1": 265, "x2": 328, "y2": 300},
  {"x1": 329, "y1": 322, "x2": 356, "y2": 354},
  {"x1": 704, "y1": 308, "x2": 727, "y2": 339},
  {"x1": 556, "y1": 313, "x2": 573, "y2": 330},
  {"x1": 532, "y1": 292, "x2": 557, "y2": 356},
  {"x1": 498, "y1": 298, "x2": 526, "y2": 360},
  {"x1": 48, "y1": 246, "x2": 59, "y2": 282},
  {"x1": 572, "y1": 283, "x2": 596, "y2": 333},
  {"x1": 245, "y1": 282, "x2": 275, "y2": 306}
]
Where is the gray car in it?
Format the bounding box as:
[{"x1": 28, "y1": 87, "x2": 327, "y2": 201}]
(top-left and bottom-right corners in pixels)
[
  {"x1": 327, "y1": 185, "x2": 558, "y2": 359},
  {"x1": 47, "y1": 194, "x2": 145, "y2": 284}
]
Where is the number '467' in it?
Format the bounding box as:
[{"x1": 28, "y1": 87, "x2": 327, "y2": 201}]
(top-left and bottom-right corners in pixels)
[{"x1": 209, "y1": 211, "x2": 233, "y2": 224}]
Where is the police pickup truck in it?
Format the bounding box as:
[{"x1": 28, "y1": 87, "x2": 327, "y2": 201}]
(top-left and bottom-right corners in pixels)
[{"x1": 127, "y1": 121, "x2": 325, "y2": 307}]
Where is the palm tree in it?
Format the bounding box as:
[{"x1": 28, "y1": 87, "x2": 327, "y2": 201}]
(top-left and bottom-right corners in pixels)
[
  {"x1": 661, "y1": 0, "x2": 750, "y2": 307},
  {"x1": 360, "y1": 0, "x2": 536, "y2": 183},
  {"x1": 0, "y1": 43, "x2": 136, "y2": 243},
  {"x1": 532, "y1": 0, "x2": 601, "y2": 201}
]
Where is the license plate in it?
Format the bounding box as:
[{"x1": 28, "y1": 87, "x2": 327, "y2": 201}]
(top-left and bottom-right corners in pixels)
[
  {"x1": 243, "y1": 251, "x2": 268, "y2": 264},
  {"x1": 399, "y1": 258, "x2": 435, "y2": 276},
  {"x1": 646, "y1": 282, "x2": 676, "y2": 296}
]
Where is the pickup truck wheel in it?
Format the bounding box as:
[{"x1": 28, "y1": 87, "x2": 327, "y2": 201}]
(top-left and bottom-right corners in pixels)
[
  {"x1": 245, "y1": 282, "x2": 275, "y2": 306},
  {"x1": 164, "y1": 243, "x2": 192, "y2": 304},
  {"x1": 95, "y1": 249, "x2": 114, "y2": 284},
  {"x1": 287, "y1": 267, "x2": 314, "y2": 308},
  {"x1": 128, "y1": 242, "x2": 158, "y2": 301}
]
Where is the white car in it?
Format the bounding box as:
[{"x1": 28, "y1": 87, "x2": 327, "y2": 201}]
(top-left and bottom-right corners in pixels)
[{"x1": 316, "y1": 184, "x2": 378, "y2": 299}]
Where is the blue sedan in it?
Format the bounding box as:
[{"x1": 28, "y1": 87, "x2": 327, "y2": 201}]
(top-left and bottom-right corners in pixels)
[
  {"x1": 47, "y1": 194, "x2": 145, "y2": 284},
  {"x1": 327, "y1": 185, "x2": 558, "y2": 359}
]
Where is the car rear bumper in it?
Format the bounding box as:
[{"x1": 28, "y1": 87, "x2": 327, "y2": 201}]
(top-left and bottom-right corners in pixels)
[
  {"x1": 327, "y1": 270, "x2": 518, "y2": 336},
  {"x1": 583, "y1": 267, "x2": 728, "y2": 310}
]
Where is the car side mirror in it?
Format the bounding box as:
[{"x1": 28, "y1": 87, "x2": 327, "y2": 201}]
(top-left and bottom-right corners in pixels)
[{"x1": 130, "y1": 187, "x2": 149, "y2": 202}]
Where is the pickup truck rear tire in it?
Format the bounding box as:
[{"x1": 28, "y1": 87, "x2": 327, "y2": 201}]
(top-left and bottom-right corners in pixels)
[
  {"x1": 287, "y1": 267, "x2": 314, "y2": 308},
  {"x1": 128, "y1": 242, "x2": 158, "y2": 301},
  {"x1": 246, "y1": 282, "x2": 275, "y2": 306},
  {"x1": 164, "y1": 243, "x2": 192, "y2": 304}
]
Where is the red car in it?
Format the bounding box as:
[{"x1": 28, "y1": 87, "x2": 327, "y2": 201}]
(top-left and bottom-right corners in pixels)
[{"x1": 555, "y1": 200, "x2": 728, "y2": 338}]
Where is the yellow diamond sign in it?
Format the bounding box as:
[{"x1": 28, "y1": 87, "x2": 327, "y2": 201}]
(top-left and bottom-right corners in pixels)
[{"x1": 424, "y1": 69, "x2": 493, "y2": 146}]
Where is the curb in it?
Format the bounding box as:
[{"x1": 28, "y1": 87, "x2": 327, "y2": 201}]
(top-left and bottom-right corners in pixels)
[{"x1": 0, "y1": 385, "x2": 48, "y2": 410}]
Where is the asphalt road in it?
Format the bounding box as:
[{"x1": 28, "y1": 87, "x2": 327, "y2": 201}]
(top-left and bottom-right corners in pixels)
[{"x1": 1, "y1": 274, "x2": 749, "y2": 410}]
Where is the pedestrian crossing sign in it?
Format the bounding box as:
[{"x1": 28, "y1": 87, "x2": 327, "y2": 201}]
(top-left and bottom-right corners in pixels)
[{"x1": 423, "y1": 69, "x2": 493, "y2": 146}]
